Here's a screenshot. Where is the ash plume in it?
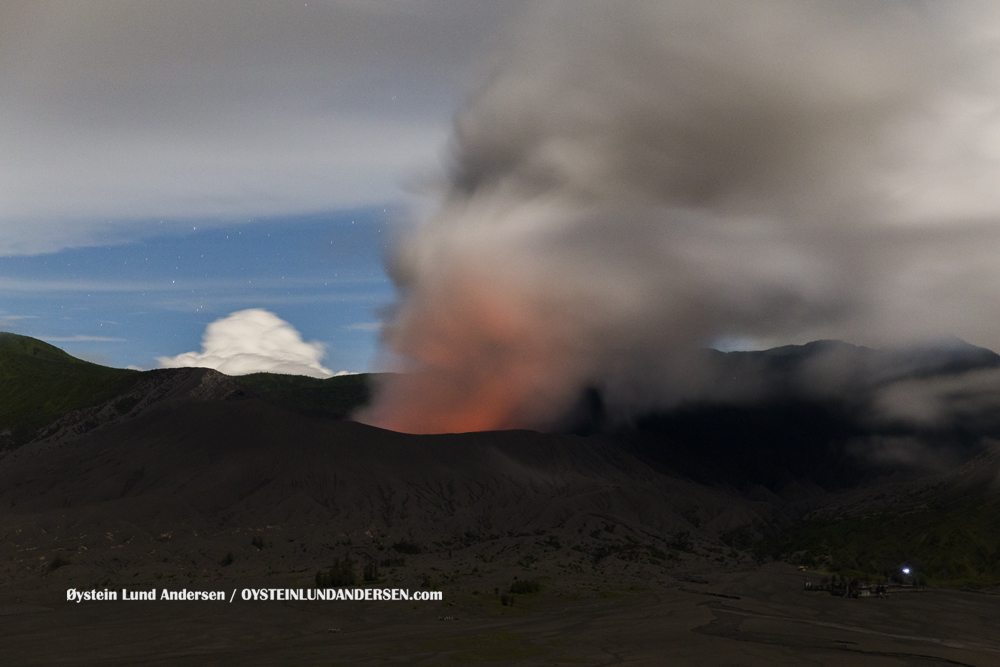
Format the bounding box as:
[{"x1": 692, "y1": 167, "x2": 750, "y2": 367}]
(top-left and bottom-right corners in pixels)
[{"x1": 360, "y1": 0, "x2": 1000, "y2": 433}]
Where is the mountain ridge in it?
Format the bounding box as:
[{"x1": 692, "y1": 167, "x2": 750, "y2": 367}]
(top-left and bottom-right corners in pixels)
[
  {"x1": 0, "y1": 331, "x2": 378, "y2": 451},
  {"x1": 6, "y1": 331, "x2": 1000, "y2": 589}
]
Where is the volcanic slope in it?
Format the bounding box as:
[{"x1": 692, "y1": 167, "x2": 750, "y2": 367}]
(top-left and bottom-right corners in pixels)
[
  {"x1": 7, "y1": 331, "x2": 1000, "y2": 592},
  {"x1": 756, "y1": 442, "x2": 1000, "y2": 588},
  {"x1": 0, "y1": 377, "x2": 767, "y2": 594},
  {"x1": 7, "y1": 337, "x2": 1000, "y2": 664}
]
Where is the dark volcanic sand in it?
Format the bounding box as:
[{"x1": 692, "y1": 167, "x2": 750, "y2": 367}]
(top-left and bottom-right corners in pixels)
[
  {"x1": 3, "y1": 379, "x2": 1000, "y2": 665},
  {"x1": 3, "y1": 564, "x2": 1000, "y2": 666}
]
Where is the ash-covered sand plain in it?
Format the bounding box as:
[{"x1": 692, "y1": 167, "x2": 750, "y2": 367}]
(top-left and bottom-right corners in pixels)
[{"x1": 5, "y1": 334, "x2": 1000, "y2": 665}]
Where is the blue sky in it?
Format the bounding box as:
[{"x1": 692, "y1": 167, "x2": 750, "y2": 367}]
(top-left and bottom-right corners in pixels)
[{"x1": 0, "y1": 209, "x2": 395, "y2": 371}]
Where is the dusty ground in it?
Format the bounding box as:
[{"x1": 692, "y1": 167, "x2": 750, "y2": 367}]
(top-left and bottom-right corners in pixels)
[
  {"x1": 4, "y1": 390, "x2": 1000, "y2": 665},
  {"x1": 4, "y1": 562, "x2": 1000, "y2": 666}
]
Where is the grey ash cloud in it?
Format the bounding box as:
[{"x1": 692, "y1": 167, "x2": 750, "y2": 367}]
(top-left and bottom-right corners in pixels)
[{"x1": 361, "y1": 1, "x2": 1000, "y2": 433}]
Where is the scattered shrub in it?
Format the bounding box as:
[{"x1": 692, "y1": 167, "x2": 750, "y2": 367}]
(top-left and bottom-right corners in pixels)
[
  {"x1": 591, "y1": 545, "x2": 613, "y2": 564},
  {"x1": 392, "y1": 541, "x2": 422, "y2": 555},
  {"x1": 509, "y1": 579, "x2": 541, "y2": 594},
  {"x1": 316, "y1": 558, "x2": 355, "y2": 587},
  {"x1": 219, "y1": 552, "x2": 234, "y2": 567},
  {"x1": 113, "y1": 395, "x2": 142, "y2": 414},
  {"x1": 668, "y1": 531, "x2": 693, "y2": 552}
]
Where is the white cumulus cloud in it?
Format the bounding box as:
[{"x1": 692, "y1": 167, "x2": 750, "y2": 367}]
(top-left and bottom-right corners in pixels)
[{"x1": 157, "y1": 309, "x2": 345, "y2": 378}]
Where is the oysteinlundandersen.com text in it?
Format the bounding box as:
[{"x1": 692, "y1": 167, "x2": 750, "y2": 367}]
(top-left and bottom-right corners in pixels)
[{"x1": 66, "y1": 587, "x2": 443, "y2": 603}]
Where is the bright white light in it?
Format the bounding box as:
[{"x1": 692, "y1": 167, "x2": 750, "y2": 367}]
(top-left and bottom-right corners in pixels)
[{"x1": 902, "y1": 567, "x2": 911, "y2": 575}]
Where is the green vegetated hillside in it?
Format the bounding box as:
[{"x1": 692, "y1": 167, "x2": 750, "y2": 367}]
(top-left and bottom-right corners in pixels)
[
  {"x1": 238, "y1": 371, "x2": 384, "y2": 420},
  {"x1": 0, "y1": 332, "x2": 140, "y2": 449},
  {"x1": 755, "y1": 458, "x2": 1000, "y2": 588},
  {"x1": 0, "y1": 332, "x2": 379, "y2": 449}
]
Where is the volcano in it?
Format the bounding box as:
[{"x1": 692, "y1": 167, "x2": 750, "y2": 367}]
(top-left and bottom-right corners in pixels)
[{"x1": 4, "y1": 332, "x2": 1000, "y2": 665}]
